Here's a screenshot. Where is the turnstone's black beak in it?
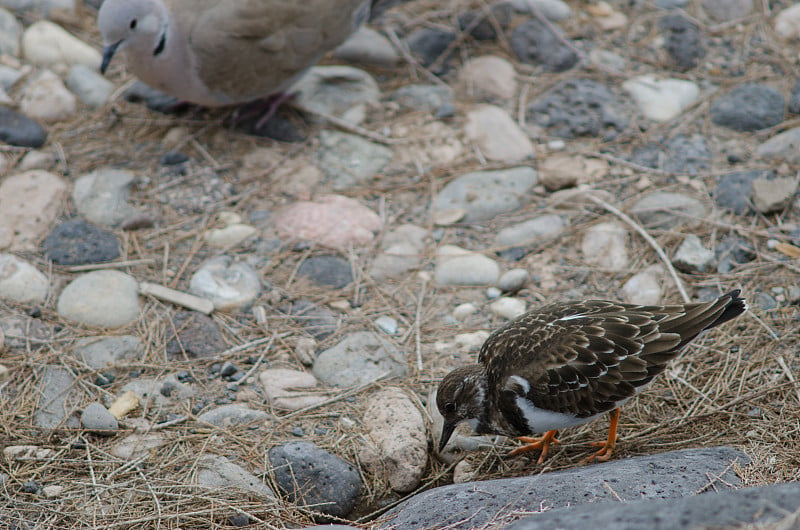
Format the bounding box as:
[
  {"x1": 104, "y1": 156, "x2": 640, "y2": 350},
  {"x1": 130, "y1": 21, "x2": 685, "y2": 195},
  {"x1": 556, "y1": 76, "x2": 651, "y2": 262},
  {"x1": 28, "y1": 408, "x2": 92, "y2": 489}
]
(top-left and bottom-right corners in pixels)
[
  {"x1": 439, "y1": 420, "x2": 457, "y2": 452},
  {"x1": 100, "y1": 41, "x2": 122, "y2": 74}
]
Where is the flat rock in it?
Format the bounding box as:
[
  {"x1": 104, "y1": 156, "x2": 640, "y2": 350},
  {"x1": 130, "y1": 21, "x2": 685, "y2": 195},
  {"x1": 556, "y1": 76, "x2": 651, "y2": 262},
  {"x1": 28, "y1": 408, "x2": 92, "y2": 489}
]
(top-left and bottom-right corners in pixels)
[
  {"x1": 165, "y1": 311, "x2": 226, "y2": 358},
  {"x1": 382, "y1": 447, "x2": 747, "y2": 530},
  {"x1": 495, "y1": 215, "x2": 566, "y2": 248},
  {"x1": 457, "y1": 3, "x2": 512, "y2": 41},
  {"x1": 298, "y1": 255, "x2": 353, "y2": 288},
  {"x1": 464, "y1": 105, "x2": 535, "y2": 163},
  {"x1": 260, "y1": 368, "x2": 326, "y2": 410},
  {"x1": 581, "y1": 222, "x2": 629, "y2": 271},
  {"x1": 43, "y1": 219, "x2": 120, "y2": 265},
  {"x1": 72, "y1": 169, "x2": 142, "y2": 228},
  {"x1": 0, "y1": 107, "x2": 47, "y2": 148},
  {"x1": 72, "y1": 335, "x2": 144, "y2": 370},
  {"x1": 630, "y1": 192, "x2": 706, "y2": 229},
  {"x1": 34, "y1": 365, "x2": 80, "y2": 429},
  {"x1": 756, "y1": 126, "x2": 800, "y2": 163},
  {"x1": 80, "y1": 402, "x2": 118, "y2": 434},
  {"x1": 110, "y1": 432, "x2": 166, "y2": 460},
  {"x1": 275, "y1": 194, "x2": 382, "y2": 250},
  {"x1": 434, "y1": 167, "x2": 538, "y2": 223},
  {"x1": 508, "y1": 481, "x2": 800, "y2": 530},
  {"x1": 497, "y1": 269, "x2": 529, "y2": 292},
  {"x1": 0, "y1": 254, "x2": 48, "y2": 304},
  {"x1": 358, "y1": 387, "x2": 428, "y2": 492},
  {"x1": 314, "y1": 131, "x2": 393, "y2": 190},
  {"x1": 406, "y1": 27, "x2": 457, "y2": 72},
  {"x1": 538, "y1": 155, "x2": 609, "y2": 191},
  {"x1": 0, "y1": 7, "x2": 21, "y2": 56},
  {"x1": 197, "y1": 404, "x2": 271, "y2": 428},
  {"x1": 189, "y1": 256, "x2": 261, "y2": 311},
  {"x1": 391, "y1": 84, "x2": 454, "y2": 112},
  {"x1": 0, "y1": 171, "x2": 67, "y2": 251},
  {"x1": 702, "y1": 0, "x2": 753, "y2": 22},
  {"x1": 313, "y1": 331, "x2": 407, "y2": 387},
  {"x1": 196, "y1": 455, "x2": 276, "y2": 500},
  {"x1": 434, "y1": 245, "x2": 500, "y2": 286},
  {"x1": 269, "y1": 441, "x2": 360, "y2": 519},
  {"x1": 751, "y1": 176, "x2": 797, "y2": 214},
  {"x1": 489, "y1": 297, "x2": 527, "y2": 319},
  {"x1": 510, "y1": 0, "x2": 571, "y2": 20},
  {"x1": 57, "y1": 271, "x2": 140, "y2": 328}
]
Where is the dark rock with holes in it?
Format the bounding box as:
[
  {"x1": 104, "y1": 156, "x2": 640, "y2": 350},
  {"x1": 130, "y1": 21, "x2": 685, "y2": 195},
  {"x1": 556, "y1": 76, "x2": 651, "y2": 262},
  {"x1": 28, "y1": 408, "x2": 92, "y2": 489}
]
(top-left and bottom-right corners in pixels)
[
  {"x1": 406, "y1": 28, "x2": 457, "y2": 73},
  {"x1": 165, "y1": 311, "x2": 226, "y2": 357},
  {"x1": 507, "y1": 482, "x2": 800, "y2": 530},
  {"x1": 298, "y1": 256, "x2": 354, "y2": 288},
  {"x1": 0, "y1": 107, "x2": 47, "y2": 148},
  {"x1": 711, "y1": 84, "x2": 785, "y2": 132},
  {"x1": 458, "y1": 3, "x2": 512, "y2": 41},
  {"x1": 528, "y1": 79, "x2": 628, "y2": 140},
  {"x1": 381, "y1": 447, "x2": 747, "y2": 530},
  {"x1": 659, "y1": 14, "x2": 705, "y2": 69},
  {"x1": 714, "y1": 170, "x2": 771, "y2": 215},
  {"x1": 268, "y1": 441, "x2": 360, "y2": 519},
  {"x1": 630, "y1": 135, "x2": 711, "y2": 175},
  {"x1": 510, "y1": 18, "x2": 578, "y2": 72},
  {"x1": 43, "y1": 219, "x2": 120, "y2": 265}
]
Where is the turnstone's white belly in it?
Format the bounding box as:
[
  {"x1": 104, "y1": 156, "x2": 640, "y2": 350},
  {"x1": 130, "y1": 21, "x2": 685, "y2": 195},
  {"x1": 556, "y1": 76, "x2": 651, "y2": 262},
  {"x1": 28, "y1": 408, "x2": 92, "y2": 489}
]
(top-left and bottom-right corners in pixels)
[{"x1": 514, "y1": 396, "x2": 604, "y2": 432}]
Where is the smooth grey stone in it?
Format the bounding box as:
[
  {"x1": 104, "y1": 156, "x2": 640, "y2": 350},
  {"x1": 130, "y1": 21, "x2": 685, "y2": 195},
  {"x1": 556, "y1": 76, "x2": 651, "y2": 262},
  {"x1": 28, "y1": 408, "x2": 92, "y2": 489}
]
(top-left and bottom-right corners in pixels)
[
  {"x1": 497, "y1": 269, "x2": 529, "y2": 292},
  {"x1": 43, "y1": 219, "x2": 120, "y2": 265},
  {"x1": 434, "y1": 167, "x2": 539, "y2": 223},
  {"x1": 197, "y1": 404, "x2": 270, "y2": 428},
  {"x1": 382, "y1": 447, "x2": 747, "y2": 530},
  {"x1": 35, "y1": 365, "x2": 81, "y2": 429},
  {"x1": 313, "y1": 331, "x2": 407, "y2": 387},
  {"x1": 510, "y1": 18, "x2": 578, "y2": 72},
  {"x1": 298, "y1": 255, "x2": 353, "y2": 289},
  {"x1": 281, "y1": 300, "x2": 339, "y2": 340},
  {"x1": 80, "y1": 402, "x2": 118, "y2": 434},
  {"x1": 269, "y1": 441, "x2": 360, "y2": 519},
  {"x1": 391, "y1": 84, "x2": 454, "y2": 112},
  {"x1": 197, "y1": 455, "x2": 275, "y2": 500},
  {"x1": 66, "y1": 64, "x2": 114, "y2": 108},
  {"x1": 659, "y1": 14, "x2": 705, "y2": 70},
  {"x1": 0, "y1": 106, "x2": 46, "y2": 148},
  {"x1": 507, "y1": 482, "x2": 800, "y2": 530},
  {"x1": 528, "y1": 79, "x2": 627, "y2": 140},
  {"x1": 73, "y1": 335, "x2": 144, "y2": 370},
  {"x1": 630, "y1": 192, "x2": 706, "y2": 230},
  {"x1": 711, "y1": 84, "x2": 785, "y2": 132},
  {"x1": 165, "y1": 311, "x2": 225, "y2": 358},
  {"x1": 714, "y1": 170, "x2": 771, "y2": 215}
]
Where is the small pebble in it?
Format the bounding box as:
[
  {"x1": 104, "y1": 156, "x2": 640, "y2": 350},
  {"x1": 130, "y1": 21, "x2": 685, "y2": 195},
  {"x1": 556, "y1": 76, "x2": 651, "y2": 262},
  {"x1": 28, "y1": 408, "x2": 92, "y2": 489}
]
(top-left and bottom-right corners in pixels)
[
  {"x1": 453, "y1": 303, "x2": 478, "y2": 321},
  {"x1": 489, "y1": 297, "x2": 527, "y2": 319},
  {"x1": 497, "y1": 268, "x2": 530, "y2": 292},
  {"x1": 374, "y1": 316, "x2": 398, "y2": 335}
]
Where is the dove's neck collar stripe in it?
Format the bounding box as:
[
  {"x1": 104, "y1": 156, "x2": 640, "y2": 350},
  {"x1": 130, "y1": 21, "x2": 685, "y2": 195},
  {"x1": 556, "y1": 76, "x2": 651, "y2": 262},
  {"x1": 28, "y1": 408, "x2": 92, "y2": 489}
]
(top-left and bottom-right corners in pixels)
[{"x1": 153, "y1": 24, "x2": 167, "y2": 57}]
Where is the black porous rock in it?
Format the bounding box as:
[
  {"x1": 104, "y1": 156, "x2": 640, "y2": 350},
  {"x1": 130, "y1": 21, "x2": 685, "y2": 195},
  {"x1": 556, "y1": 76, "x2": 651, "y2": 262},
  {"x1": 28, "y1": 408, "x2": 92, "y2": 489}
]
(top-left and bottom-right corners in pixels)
[
  {"x1": 510, "y1": 18, "x2": 578, "y2": 72},
  {"x1": 630, "y1": 134, "x2": 712, "y2": 175},
  {"x1": 714, "y1": 170, "x2": 772, "y2": 215},
  {"x1": 298, "y1": 256, "x2": 354, "y2": 289},
  {"x1": 165, "y1": 311, "x2": 226, "y2": 357},
  {"x1": 268, "y1": 441, "x2": 360, "y2": 519},
  {"x1": 43, "y1": 219, "x2": 120, "y2": 265},
  {"x1": 711, "y1": 84, "x2": 785, "y2": 132},
  {"x1": 0, "y1": 107, "x2": 47, "y2": 148},
  {"x1": 382, "y1": 447, "x2": 747, "y2": 530},
  {"x1": 528, "y1": 79, "x2": 628, "y2": 140},
  {"x1": 457, "y1": 3, "x2": 512, "y2": 41},
  {"x1": 507, "y1": 482, "x2": 800, "y2": 530},
  {"x1": 659, "y1": 14, "x2": 705, "y2": 70}
]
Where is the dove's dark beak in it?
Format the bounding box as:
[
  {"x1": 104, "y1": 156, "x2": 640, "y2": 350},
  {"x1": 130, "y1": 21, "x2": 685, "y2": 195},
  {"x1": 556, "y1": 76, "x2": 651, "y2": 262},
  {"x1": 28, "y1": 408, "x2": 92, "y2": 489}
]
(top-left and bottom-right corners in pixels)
[
  {"x1": 439, "y1": 420, "x2": 457, "y2": 452},
  {"x1": 100, "y1": 41, "x2": 122, "y2": 74}
]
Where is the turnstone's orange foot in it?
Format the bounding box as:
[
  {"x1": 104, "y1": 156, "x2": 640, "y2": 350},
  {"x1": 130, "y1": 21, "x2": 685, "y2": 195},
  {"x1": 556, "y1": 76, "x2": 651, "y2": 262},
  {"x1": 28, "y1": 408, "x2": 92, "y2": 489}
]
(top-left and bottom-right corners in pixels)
[
  {"x1": 436, "y1": 291, "x2": 748, "y2": 468},
  {"x1": 508, "y1": 430, "x2": 560, "y2": 463},
  {"x1": 584, "y1": 409, "x2": 620, "y2": 463}
]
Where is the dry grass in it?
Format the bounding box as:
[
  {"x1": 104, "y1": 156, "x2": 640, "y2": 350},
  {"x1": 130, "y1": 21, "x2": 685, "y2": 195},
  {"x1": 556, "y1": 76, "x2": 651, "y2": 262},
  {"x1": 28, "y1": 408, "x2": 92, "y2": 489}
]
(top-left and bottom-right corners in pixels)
[{"x1": 1, "y1": 0, "x2": 799, "y2": 528}]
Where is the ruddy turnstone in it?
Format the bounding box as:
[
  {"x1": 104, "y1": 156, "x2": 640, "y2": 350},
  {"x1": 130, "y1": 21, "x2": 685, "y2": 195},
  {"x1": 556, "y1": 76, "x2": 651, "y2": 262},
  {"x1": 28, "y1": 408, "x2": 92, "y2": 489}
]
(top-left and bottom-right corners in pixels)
[{"x1": 437, "y1": 290, "x2": 746, "y2": 463}]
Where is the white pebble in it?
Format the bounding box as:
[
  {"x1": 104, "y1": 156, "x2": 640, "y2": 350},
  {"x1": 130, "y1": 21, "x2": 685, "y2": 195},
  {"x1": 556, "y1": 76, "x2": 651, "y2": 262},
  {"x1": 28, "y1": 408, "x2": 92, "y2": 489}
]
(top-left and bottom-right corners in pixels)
[
  {"x1": 452, "y1": 303, "x2": 478, "y2": 321},
  {"x1": 489, "y1": 297, "x2": 527, "y2": 319},
  {"x1": 374, "y1": 316, "x2": 398, "y2": 335}
]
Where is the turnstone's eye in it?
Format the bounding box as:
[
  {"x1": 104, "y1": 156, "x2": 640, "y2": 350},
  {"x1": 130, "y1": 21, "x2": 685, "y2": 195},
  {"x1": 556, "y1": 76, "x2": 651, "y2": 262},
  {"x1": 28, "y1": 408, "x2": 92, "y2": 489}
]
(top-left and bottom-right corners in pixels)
[
  {"x1": 130, "y1": 19, "x2": 137, "y2": 29},
  {"x1": 444, "y1": 402, "x2": 456, "y2": 413}
]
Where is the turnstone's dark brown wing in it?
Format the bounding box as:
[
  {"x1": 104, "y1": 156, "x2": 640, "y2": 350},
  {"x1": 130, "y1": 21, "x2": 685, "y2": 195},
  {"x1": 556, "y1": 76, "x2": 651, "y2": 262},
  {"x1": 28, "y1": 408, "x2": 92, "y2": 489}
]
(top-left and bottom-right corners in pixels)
[{"x1": 480, "y1": 291, "x2": 746, "y2": 418}]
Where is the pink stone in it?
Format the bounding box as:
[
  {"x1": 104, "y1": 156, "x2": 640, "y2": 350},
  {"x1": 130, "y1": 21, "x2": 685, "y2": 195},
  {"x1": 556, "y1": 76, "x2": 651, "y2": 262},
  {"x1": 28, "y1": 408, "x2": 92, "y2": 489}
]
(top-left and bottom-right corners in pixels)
[
  {"x1": 275, "y1": 194, "x2": 382, "y2": 249},
  {"x1": 0, "y1": 171, "x2": 68, "y2": 251}
]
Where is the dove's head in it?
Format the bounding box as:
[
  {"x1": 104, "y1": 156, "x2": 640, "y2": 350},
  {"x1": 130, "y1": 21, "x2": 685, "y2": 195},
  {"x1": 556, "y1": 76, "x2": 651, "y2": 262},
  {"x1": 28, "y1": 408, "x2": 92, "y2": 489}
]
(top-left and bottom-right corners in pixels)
[{"x1": 98, "y1": 0, "x2": 169, "y2": 74}]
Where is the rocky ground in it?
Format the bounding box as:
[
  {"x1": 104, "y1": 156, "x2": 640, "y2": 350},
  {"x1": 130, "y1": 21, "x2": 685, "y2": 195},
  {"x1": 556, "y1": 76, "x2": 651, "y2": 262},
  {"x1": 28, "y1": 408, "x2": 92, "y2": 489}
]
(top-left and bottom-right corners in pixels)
[{"x1": 0, "y1": 0, "x2": 799, "y2": 528}]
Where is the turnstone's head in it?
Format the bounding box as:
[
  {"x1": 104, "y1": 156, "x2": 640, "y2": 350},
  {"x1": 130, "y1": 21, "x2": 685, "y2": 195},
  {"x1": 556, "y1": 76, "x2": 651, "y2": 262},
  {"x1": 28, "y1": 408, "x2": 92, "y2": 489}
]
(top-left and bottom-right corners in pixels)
[{"x1": 436, "y1": 365, "x2": 487, "y2": 452}]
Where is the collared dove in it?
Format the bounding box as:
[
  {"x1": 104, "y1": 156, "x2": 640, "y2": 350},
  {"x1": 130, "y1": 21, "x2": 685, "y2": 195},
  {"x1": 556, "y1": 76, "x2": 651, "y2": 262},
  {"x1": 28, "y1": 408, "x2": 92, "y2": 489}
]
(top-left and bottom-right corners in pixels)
[{"x1": 97, "y1": 0, "x2": 376, "y2": 107}]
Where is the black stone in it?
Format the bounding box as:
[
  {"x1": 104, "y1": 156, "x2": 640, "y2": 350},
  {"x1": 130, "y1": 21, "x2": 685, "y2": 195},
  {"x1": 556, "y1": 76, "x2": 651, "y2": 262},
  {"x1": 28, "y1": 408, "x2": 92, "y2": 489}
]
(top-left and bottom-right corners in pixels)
[
  {"x1": 528, "y1": 79, "x2": 628, "y2": 140},
  {"x1": 714, "y1": 170, "x2": 771, "y2": 215},
  {"x1": 268, "y1": 441, "x2": 360, "y2": 519},
  {"x1": 298, "y1": 255, "x2": 354, "y2": 289},
  {"x1": 43, "y1": 219, "x2": 120, "y2": 266},
  {"x1": 165, "y1": 311, "x2": 226, "y2": 357},
  {"x1": 659, "y1": 14, "x2": 705, "y2": 70},
  {"x1": 95, "y1": 372, "x2": 115, "y2": 387},
  {"x1": 457, "y1": 3, "x2": 512, "y2": 41},
  {"x1": 0, "y1": 107, "x2": 47, "y2": 148},
  {"x1": 510, "y1": 18, "x2": 578, "y2": 72},
  {"x1": 160, "y1": 151, "x2": 189, "y2": 165},
  {"x1": 406, "y1": 28, "x2": 457, "y2": 73},
  {"x1": 219, "y1": 361, "x2": 238, "y2": 378},
  {"x1": 711, "y1": 83, "x2": 785, "y2": 131},
  {"x1": 497, "y1": 247, "x2": 528, "y2": 261},
  {"x1": 228, "y1": 514, "x2": 251, "y2": 527}
]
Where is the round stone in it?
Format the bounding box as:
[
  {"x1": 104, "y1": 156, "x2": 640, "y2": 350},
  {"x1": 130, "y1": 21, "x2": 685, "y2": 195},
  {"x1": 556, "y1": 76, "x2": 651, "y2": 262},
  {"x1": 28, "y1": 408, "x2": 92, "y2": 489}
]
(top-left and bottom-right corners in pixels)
[{"x1": 57, "y1": 271, "x2": 140, "y2": 328}]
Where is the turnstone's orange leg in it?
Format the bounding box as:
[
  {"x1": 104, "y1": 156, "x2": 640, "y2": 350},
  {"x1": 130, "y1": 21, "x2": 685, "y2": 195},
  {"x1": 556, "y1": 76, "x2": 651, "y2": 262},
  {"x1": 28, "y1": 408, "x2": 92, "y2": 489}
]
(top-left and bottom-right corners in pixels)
[
  {"x1": 508, "y1": 430, "x2": 560, "y2": 463},
  {"x1": 585, "y1": 408, "x2": 620, "y2": 463}
]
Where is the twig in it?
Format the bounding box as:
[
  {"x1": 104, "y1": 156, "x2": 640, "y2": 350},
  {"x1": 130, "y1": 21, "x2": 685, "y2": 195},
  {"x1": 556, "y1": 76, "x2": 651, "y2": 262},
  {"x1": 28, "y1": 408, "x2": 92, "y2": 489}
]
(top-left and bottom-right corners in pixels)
[
  {"x1": 298, "y1": 106, "x2": 404, "y2": 145},
  {"x1": 776, "y1": 356, "x2": 800, "y2": 404},
  {"x1": 414, "y1": 278, "x2": 428, "y2": 371},
  {"x1": 65, "y1": 259, "x2": 156, "y2": 272},
  {"x1": 212, "y1": 333, "x2": 289, "y2": 361},
  {"x1": 233, "y1": 335, "x2": 276, "y2": 386},
  {"x1": 580, "y1": 191, "x2": 690, "y2": 303},
  {"x1": 746, "y1": 311, "x2": 780, "y2": 341}
]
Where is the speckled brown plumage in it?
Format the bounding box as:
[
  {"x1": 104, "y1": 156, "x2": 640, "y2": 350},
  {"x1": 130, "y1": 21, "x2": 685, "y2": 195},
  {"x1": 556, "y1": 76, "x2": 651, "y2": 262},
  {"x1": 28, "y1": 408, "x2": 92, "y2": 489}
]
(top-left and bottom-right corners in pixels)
[{"x1": 437, "y1": 290, "x2": 746, "y2": 463}]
